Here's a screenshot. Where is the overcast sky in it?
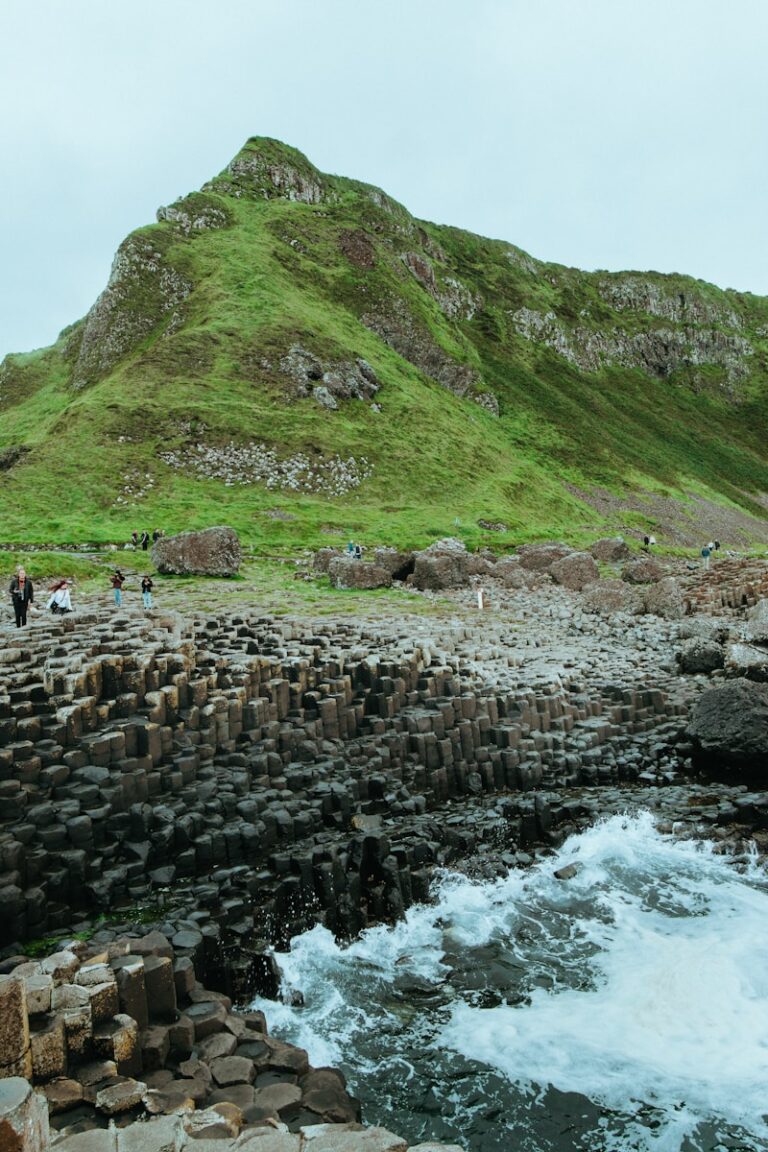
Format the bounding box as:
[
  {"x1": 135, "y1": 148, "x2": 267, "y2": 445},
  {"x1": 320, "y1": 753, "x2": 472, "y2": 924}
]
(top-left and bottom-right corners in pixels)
[{"x1": 1, "y1": 0, "x2": 767, "y2": 359}]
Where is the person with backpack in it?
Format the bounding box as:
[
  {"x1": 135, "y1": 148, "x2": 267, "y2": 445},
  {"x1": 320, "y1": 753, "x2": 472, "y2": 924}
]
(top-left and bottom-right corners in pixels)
[{"x1": 47, "y1": 579, "x2": 73, "y2": 614}]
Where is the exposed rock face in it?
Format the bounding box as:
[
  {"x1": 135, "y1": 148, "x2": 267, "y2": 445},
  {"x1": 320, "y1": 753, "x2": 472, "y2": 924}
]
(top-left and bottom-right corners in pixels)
[
  {"x1": 597, "y1": 275, "x2": 742, "y2": 328},
  {"x1": 517, "y1": 542, "x2": 573, "y2": 571},
  {"x1": 218, "y1": 145, "x2": 327, "y2": 203},
  {"x1": 73, "y1": 235, "x2": 192, "y2": 387},
  {"x1": 622, "y1": 557, "x2": 664, "y2": 584},
  {"x1": 400, "y1": 251, "x2": 481, "y2": 321},
  {"x1": 676, "y1": 637, "x2": 725, "y2": 673},
  {"x1": 277, "y1": 344, "x2": 380, "y2": 408},
  {"x1": 156, "y1": 192, "x2": 231, "y2": 234},
  {"x1": 687, "y1": 679, "x2": 768, "y2": 771},
  {"x1": 328, "y1": 558, "x2": 392, "y2": 590},
  {"x1": 549, "y1": 551, "x2": 599, "y2": 591},
  {"x1": 590, "y1": 537, "x2": 632, "y2": 563},
  {"x1": 511, "y1": 297, "x2": 753, "y2": 387},
  {"x1": 152, "y1": 526, "x2": 241, "y2": 576},
  {"x1": 361, "y1": 301, "x2": 496, "y2": 414}
]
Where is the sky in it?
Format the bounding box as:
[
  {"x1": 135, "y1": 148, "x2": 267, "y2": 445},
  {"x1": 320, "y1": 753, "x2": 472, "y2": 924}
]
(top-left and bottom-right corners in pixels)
[{"x1": 1, "y1": 0, "x2": 767, "y2": 359}]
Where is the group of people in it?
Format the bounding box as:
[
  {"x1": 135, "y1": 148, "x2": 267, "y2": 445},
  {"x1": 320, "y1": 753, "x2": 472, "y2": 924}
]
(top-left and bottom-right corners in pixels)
[
  {"x1": 130, "y1": 529, "x2": 162, "y2": 551},
  {"x1": 7, "y1": 564, "x2": 156, "y2": 628},
  {"x1": 347, "y1": 541, "x2": 364, "y2": 559},
  {"x1": 8, "y1": 568, "x2": 73, "y2": 628},
  {"x1": 112, "y1": 570, "x2": 154, "y2": 608}
]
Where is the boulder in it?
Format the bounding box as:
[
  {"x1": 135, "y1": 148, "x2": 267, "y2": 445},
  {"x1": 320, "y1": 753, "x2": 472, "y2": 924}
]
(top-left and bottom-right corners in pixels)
[
  {"x1": 687, "y1": 679, "x2": 768, "y2": 772},
  {"x1": 549, "y1": 551, "x2": 599, "y2": 591},
  {"x1": 621, "y1": 556, "x2": 664, "y2": 584},
  {"x1": 679, "y1": 617, "x2": 730, "y2": 644},
  {"x1": 152, "y1": 526, "x2": 241, "y2": 576},
  {"x1": 412, "y1": 543, "x2": 469, "y2": 590},
  {"x1": 581, "y1": 580, "x2": 642, "y2": 616},
  {"x1": 372, "y1": 549, "x2": 415, "y2": 580},
  {"x1": 676, "y1": 637, "x2": 725, "y2": 674},
  {"x1": 725, "y1": 643, "x2": 768, "y2": 681},
  {"x1": 589, "y1": 537, "x2": 631, "y2": 562},
  {"x1": 0, "y1": 1079, "x2": 49, "y2": 1152},
  {"x1": 312, "y1": 548, "x2": 340, "y2": 574},
  {"x1": 327, "y1": 558, "x2": 392, "y2": 590},
  {"x1": 516, "y1": 542, "x2": 573, "y2": 571},
  {"x1": 745, "y1": 599, "x2": 768, "y2": 644},
  {"x1": 643, "y1": 576, "x2": 685, "y2": 619}
]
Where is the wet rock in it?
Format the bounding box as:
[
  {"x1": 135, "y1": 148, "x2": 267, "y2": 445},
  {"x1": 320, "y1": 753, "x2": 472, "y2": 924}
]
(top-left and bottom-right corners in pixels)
[{"x1": 687, "y1": 679, "x2": 768, "y2": 772}]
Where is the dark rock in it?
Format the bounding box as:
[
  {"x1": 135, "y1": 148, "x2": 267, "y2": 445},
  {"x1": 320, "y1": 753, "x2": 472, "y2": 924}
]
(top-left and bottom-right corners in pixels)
[
  {"x1": 687, "y1": 679, "x2": 768, "y2": 772},
  {"x1": 517, "y1": 542, "x2": 573, "y2": 571},
  {"x1": 327, "y1": 558, "x2": 392, "y2": 591},
  {"x1": 676, "y1": 638, "x2": 725, "y2": 674}
]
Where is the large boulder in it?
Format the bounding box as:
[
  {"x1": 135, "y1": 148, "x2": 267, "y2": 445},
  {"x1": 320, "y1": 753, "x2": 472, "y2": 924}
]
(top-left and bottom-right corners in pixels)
[
  {"x1": 676, "y1": 637, "x2": 725, "y2": 674},
  {"x1": 312, "y1": 548, "x2": 340, "y2": 574},
  {"x1": 589, "y1": 537, "x2": 632, "y2": 563},
  {"x1": 517, "y1": 542, "x2": 573, "y2": 571},
  {"x1": 745, "y1": 600, "x2": 768, "y2": 644},
  {"x1": 372, "y1": 548, "x2": 415, "y2": 580},
  {"x1": 412, "y1": 541, "x2": 470, "y2": 590},
  {"x1": 642, "y1": 576, "x2": 685, "y2": 619},
  {"x1": 581, "y1": 579, "x2": 642, "y2": 616},
  {"x1": 621, "y1": 556, "x2": 664, "y2": 584},
  {"x1": 550, "y1": 551, "x2": 599, "y2": 591},
  {"x1": 725, "y1": 643, "x2": 768, "y2": 681},
  {"x1": 687, "y1": 679, "x2": 768, "y2": 772},
  {"x1": 328, "y1": 557, "x2": 392, "y2": 590},
  {"x1": 152, "y1": 527, "x2": 241, "y2": 576}
]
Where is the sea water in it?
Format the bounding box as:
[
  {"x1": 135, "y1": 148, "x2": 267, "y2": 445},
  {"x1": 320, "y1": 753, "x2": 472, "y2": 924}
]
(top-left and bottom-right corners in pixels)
[{"x1": 250, "y1": 812, "x2": 768, "y2": 1151}]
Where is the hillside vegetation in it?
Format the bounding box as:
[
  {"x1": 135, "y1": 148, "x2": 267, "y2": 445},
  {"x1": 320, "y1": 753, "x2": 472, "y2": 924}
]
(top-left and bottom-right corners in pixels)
[{"x1": 1, "y1": 137, "x2": 767, "y2": 551}]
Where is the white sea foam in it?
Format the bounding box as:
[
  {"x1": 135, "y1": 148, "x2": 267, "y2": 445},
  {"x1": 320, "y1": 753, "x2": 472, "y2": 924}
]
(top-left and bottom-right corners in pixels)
[{"x1": 251, "y1": 813, "x2": 768, "y2": 1150}]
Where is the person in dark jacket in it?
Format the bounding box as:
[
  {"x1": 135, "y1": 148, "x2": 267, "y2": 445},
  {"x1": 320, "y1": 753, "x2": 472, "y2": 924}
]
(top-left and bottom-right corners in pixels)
[
  {"x1": 111, "y1": 570, "x2": 125, "y2": 607},
  {"x1": 140, "y1": 531, "x2": 150, "y2": 551},
  {"x1": 9, "y1": 566, "x2": 34, "y2": 627},
  {"x1": 141, "y1": 575, "x2": 154, "y2": 609}
]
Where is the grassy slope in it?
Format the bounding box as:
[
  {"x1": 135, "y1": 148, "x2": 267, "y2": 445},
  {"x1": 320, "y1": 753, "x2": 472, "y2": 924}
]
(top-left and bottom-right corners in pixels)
[{"x1": 0, "y1": 138, "x2": 766, "y2": 550}]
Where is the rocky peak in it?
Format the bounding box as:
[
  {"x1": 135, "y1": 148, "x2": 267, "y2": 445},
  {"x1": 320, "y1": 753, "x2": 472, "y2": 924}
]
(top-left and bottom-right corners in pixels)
[{"x1": 208, "y1": 136, "x2": 329, "y2": 204}]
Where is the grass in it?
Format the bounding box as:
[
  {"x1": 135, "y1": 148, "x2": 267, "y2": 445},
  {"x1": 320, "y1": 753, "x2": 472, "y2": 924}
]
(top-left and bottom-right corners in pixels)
[{"x1": 0, "y1": 136, "x2": 766, "y2": 552}]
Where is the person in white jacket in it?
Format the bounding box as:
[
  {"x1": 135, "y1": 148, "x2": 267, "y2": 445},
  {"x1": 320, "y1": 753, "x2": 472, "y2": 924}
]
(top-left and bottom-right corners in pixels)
[{"x1": 47, "y1": 580, "x2": 73, "y2": 613}]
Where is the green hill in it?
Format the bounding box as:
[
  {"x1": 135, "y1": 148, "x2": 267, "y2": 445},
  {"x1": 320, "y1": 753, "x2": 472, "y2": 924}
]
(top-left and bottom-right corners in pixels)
[{"x1": 1, "y1": 136, "x2": 767, "y2": 551}]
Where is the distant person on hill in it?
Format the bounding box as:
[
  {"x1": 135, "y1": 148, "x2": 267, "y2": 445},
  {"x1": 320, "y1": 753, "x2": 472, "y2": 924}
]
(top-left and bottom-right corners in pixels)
[
  {"x1": 354, "y1": 543, "x2": 363, "y2": 560},
  {"x1": 347, "y1": 541, "x2": 355, "y2": 556},
  {"x1": 47, "y1": 579, "x2": 73, "y2": 614},
  {"x1": 152, "y1": 528, "x2": 161, "y2": 543},
  {"x1": 131, "y1": 531, "x2": 139, "y2": 547},
  {"x1": 140, "y1": 531, "x2": 150, "y2": 551},
  {"x1": 701, "y1": 544, "x2": 712, "y2": 571},
  {"x1": 141, "y1": 575, "x2": 154, "y2": 609},
  {"x1": 111, "y1": 569, "x2": 125, "y2": 607},
  {"x1": 9, "y1": 566, "x2": 34, "y2": 628}
]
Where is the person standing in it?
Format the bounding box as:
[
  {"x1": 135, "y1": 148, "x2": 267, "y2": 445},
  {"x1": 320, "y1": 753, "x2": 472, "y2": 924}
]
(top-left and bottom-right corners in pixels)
[
  {"x1": 9, "y1": 566, "x2": 34, "y2": 627},
  {"x1": 701, "y1": 544, "x2": 712, "y2": 571},
  {"x1": 152, "y1": 528, "x2": 161, "y2": 543},
  {"x1": 140, "y1": 531, "x2": 150, "y2": 551},
  {"x1": 111, "y1": 569, "x2": 125, "y2": 607},
  {"x1": 141, "y1": 574, "x2": 154, "y2": 609},
  {"x1": 131, "y1": 531, "x2": 139, "y2": 547}
]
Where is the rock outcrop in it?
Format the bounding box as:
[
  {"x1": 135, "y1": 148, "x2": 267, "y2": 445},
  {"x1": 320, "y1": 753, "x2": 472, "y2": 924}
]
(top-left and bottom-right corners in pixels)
[{"x1": 152, "y1": 527, "x2": 241, "y2": 576}]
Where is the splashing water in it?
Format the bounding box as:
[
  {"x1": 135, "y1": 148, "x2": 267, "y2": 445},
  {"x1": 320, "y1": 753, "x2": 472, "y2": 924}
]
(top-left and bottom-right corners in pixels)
[{"x1": 250, "y1": 812, "x2": 768, "y2": 1151}]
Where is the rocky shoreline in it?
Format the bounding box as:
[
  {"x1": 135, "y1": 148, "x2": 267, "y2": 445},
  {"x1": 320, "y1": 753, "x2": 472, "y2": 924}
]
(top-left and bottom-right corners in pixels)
[{"x1": 1, "y1": 544, "x2": 767, "y2": 1149}]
